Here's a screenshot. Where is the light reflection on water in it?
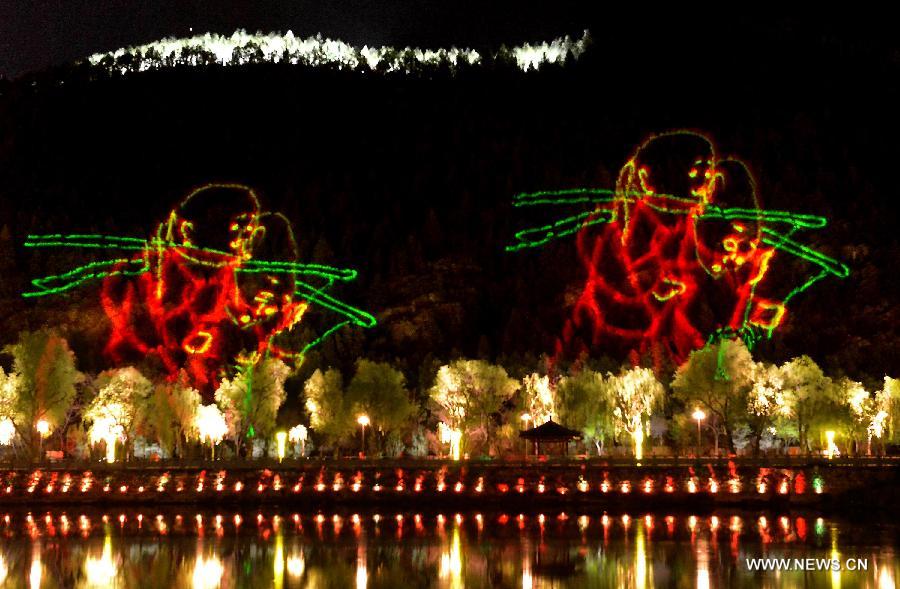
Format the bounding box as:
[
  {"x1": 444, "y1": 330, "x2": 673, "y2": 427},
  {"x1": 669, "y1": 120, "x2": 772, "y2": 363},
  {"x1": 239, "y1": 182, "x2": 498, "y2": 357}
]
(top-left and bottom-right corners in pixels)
[{"x1": 0, "y1": 509, "x2": 895, "y2": 588}]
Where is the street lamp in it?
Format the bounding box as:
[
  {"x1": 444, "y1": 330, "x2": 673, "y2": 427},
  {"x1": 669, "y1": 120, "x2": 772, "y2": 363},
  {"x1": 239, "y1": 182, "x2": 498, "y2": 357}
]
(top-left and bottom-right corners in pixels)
[
  {"x1": 520, "y1": 413, "x2": 532, "y2": 458},
  {"x1": 691, "y1": 408, "x2": 706, "y2": 458},
  {"x1": 357, "y1": 415, "x2": 370, "y2": 458},
  {"x1": 36, "y1": 419, "x2": 50, "y2": 460}
]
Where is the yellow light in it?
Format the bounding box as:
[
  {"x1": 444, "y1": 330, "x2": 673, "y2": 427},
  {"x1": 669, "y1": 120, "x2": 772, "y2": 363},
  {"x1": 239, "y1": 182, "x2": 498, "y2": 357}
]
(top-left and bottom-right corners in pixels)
[
  {"x1": 192, "y1": 556, "x2": 224, "y2": 589},
  {"x1": 357, "y1": 415, "x2": 370, "y2": 427},
  {"x1": 183, "y1": 330, "x2": 213, "y2": 355},
  {"x1": 825, "y1": 430, "x2": 839, "y2": 459},
  {"x1": 276, "y1": 431, "x2": 287, "y2": 463},
  {"x1": 35, "y1": 419, "x2": 50, "y2": 437},
  {"x1": 692, "y1": 408, "x2": 706, "y2": 421},
  {"x1": 85, "y1": 534, "x2": 117, "y2": 586},
  {"x1": 29, "y1": 557, "x2": 41, "y2": 589},
  {"x1": 287, "y1": 554, "x2": 305, "y2": 578}
]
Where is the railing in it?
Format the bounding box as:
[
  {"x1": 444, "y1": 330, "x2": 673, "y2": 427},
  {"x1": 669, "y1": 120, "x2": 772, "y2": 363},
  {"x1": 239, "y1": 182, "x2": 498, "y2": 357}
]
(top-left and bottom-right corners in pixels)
[{"x1": 2, "y1": 455, "x2": 898, "y2": 472}]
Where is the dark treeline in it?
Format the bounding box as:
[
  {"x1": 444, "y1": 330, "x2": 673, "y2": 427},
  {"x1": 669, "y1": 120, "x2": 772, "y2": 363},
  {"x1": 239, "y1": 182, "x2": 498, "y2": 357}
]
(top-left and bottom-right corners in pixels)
[{"x1": 0, "y1": 14, "x2": 897, "y2": 397}]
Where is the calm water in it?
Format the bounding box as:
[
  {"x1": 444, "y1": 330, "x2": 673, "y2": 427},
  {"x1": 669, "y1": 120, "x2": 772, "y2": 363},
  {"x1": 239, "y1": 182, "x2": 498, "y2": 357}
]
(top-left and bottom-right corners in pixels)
[{"x1": 0, "y1": 507, "x2": 896, "y2": 588}]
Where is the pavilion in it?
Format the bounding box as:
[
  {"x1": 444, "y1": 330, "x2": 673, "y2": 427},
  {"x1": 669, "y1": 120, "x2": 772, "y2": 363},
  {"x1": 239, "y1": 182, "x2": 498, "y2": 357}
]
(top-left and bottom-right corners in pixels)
[{"x1": 519, "y1": 419, "x2": 582, "y2": 457}]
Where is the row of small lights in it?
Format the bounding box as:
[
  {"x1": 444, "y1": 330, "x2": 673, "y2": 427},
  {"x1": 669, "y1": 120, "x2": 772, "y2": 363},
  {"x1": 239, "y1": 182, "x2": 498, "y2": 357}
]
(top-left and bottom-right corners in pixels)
[
  {"x1": 6, "y1": 511, "x2": 829, "y2": 539},
  {"x1": 5, "y1": 472, "x2": 825, "y2": 496}
]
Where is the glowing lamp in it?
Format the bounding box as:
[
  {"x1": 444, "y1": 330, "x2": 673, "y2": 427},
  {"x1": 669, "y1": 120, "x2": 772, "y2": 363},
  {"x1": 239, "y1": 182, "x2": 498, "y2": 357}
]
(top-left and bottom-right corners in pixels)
[
  {"x1": 357, "y1": 415, "x2": 370, "y2": 457},
  {"x1": 36, "y1": 419, "x2": 50, "y2": 437},
  {"x1": 691, "y1": 408, "x2": 706, "y2": 457}
]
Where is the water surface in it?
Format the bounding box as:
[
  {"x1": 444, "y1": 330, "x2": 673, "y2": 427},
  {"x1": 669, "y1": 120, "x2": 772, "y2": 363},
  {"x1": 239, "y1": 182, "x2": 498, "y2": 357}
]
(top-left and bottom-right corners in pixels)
[{"x1": 0, "y1": 507, "x2": 895, "y2": 588}]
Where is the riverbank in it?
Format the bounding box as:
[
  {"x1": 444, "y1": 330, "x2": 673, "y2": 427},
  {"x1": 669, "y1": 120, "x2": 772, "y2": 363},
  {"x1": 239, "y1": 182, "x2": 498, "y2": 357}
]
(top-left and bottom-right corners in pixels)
[{"x1": 1, "y1": 458, "x2": 897, "y2": 512}]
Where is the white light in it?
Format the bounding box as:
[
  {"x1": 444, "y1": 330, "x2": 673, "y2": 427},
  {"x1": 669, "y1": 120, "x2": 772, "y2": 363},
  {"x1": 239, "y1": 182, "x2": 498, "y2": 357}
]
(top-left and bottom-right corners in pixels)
[
  {"x1": 192, "y1": 556, "x2": 224, "y2": 589},
  {"x1": 85, "y1": 536, "x2": 117, "y2": 586},
  {"x1": 286, "y1": 554, "x2": 305, "y2": 577},
  {"x1": 35, "y1": 419, "x2": 50, "y2": 437},
  {"x1": 89, "y1": 416, "x2": 124, "y2": 463},
  {"x1": 84, "y1": 30, "x2": 590, "y2": 75},
  {"x1": 29, "y1": 558, "x2": 41, "y2": 589},
  {"x1": 196, "y1": 404, "x2": 228, "y2": 445},
  {"x1": 288, "y1": 424, "x2": 307, "y2": 443},
  {"x1": 0, "y1": 419, "x2": 15, "y2": 445}
]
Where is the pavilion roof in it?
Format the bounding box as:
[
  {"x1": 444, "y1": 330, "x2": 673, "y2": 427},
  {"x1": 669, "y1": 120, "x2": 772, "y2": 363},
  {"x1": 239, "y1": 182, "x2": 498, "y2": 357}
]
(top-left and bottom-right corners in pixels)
[{"x1": 519, "y1": 419, "x2": 582, "y2": 440}]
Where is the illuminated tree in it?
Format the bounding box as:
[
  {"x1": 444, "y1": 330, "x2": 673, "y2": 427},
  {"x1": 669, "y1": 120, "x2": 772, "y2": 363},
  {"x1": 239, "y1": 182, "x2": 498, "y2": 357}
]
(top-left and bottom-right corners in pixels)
[
  {"x1": 429, "y1": 360, "x2": 519, "y2": 457},
  {"x1": 303, "y1": 367, "x2": 349, "y2": 448},
  {"x1": 833, "y1": 378, "x2": 877, "y2": 455},
  {"x1": 346, "y1": 360, "x2": 417, "y2": 454},
  {"x1": 2, "y1": 330, "x2": 83, "y2": 459},
  {"x1": 288, "y1": 424, "x2": 308, "y2": 456},
  {"x1": 745, "y1": 362, "x2": 790, "y2": 456},
  {"x1": 0, "y1": 367, "x2": 17, "y2": 421},
  {"x1": 195, "y1": 403, "x2": 228, "y2": 458},
  {"x1": 0, "y1": 367, "x2": 18, "y2": 447},
  {"x1": 606, "y1": 367, "x2": 664, "y2": 459},
  {"x1": 671, "y1": 339, "x2": 754, "y2": 454},
  {"x1": 881, "y1": 377, "x2": 900, "y2": 443},
  {"x1": 520, "y1": 373, "x2": 555, "y2": 425},
  {"x1": 147, "y1": 374, "x2": 201, "y2": 458},
  {"x1": 778, "y1": 356, "x2": 834, "y2": 452},
  {"x1": 214, "y1": 357, "x2": 289, "y2": 455},
  {"x1": 556, "y1": 368, "x2": 612, "y2": 455},
  {"x1": 83, "y1": 366, "x2": 153, "y2": 461}
]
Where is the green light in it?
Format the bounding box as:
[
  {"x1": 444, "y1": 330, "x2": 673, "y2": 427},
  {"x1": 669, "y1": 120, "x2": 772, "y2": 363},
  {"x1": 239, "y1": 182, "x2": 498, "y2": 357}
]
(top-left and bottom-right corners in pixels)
[{"x1": 813, "y1": 475, "x2": 824, "y2": 494}]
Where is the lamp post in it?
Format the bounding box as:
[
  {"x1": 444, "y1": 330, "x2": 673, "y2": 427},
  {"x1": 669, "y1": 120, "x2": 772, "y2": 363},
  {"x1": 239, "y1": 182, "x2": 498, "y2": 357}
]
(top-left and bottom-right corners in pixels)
[
  {"x1": 691, "y1": 409, "x2": 706, "y2": 458},
  {"x1": 357, "y1": 415, "x2": 370, "y2": 458},
  {"x1": 36, "y1": 419, "x2": 50, "y2": 461},
  {"x1": 520, "y1": 413, "x2": 532, "y2": 458}
]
